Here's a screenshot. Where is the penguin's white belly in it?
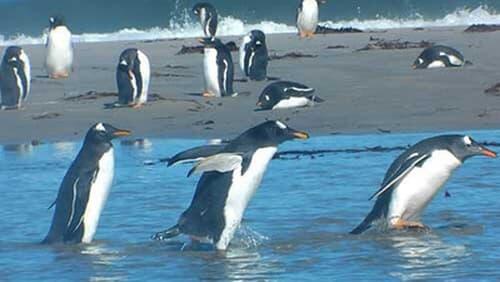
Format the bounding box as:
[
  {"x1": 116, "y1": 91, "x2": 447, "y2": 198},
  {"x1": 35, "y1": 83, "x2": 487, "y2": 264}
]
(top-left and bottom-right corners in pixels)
[
  {"x1": 137, "y1": 50, "x2": 150, "y2": 104},
  {"x1": 427, "y1": 60, "x2": 446, "y2": 68},
  {"x1": 216, "y1": 147, "x2": 277, "y2": 250},
  {"x1": 19, "y1": 50, "x2": 31, "y2": 98},
  {"x1": 12, "y1": 67, "x2": 23, "y2": 105},
  {"x1": 273, "y1": 97, "x2": 311, "y2": 109},
  {"x1": 82, "y1": 148, "x2": 115, "y2": 243},
  {"x1": 298, "y1": 1, "x2": 319, "y2": 32},
  {"x1": 388, "y1": 150, "x2": 461, "y2": 222},
  {"x1": 46, "y1": 27, "x2": 73, "y2": 75},
  {"x1": 446, "y1": 55, "x2": 463, "y2": 66},
  {"x1": 204, "y1": 48, "x2": 221, "y2": 96}
]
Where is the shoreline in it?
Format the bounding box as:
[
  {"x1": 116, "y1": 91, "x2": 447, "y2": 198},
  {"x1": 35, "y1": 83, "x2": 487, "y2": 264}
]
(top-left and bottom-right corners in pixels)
[{"x1": 1, "y1": 26, "x2": 500, "y2": 145}]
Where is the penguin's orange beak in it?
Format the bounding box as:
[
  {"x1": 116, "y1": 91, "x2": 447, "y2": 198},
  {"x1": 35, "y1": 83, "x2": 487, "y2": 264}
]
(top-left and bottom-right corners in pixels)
[
  {"x1": 256, "y1": 101, "x2": 262, "y2": 107},
  {"x1": 480, "y1": 146, "x2": 497, "y2": 158},
  {"x1": 113, "y1": 129, "x2": 131, "y2": 137},
  {"x1": 291, "y1": 130, "x2": 310, "y2": 140}
]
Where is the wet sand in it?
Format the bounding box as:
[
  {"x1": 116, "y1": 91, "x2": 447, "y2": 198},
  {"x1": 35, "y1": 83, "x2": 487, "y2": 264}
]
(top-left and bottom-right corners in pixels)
[{"x1": 1, "y1": 26, "x2": 500, "y2": 144}]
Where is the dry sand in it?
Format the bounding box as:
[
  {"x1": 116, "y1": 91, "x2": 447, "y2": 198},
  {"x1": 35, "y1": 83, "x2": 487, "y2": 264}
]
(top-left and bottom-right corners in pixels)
[{"x1": 1, "y1": 26, "x2": 500, "y2": 144}]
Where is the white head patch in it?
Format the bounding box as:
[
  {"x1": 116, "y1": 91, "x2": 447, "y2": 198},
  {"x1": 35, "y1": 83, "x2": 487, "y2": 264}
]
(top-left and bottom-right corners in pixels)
[
  {"x1": 49, "y1": 17, "x2": 54, "y2": 23},
  {"x1": 119, "y1": 60, "x2": 127, "y2": 66},
  {"x1": 8, "y1": 57, "x2": 17, "y2": 62},
  {"x1": 265, "y1": 95, "x2": 270, "y2": 101},
  {"x1": 275, "y1": 120, "x2": 287, "y2": 129},
  {"x1": 463, "y1": 136, "x2": 472, "y2": 145},
  {"x1": 418, "y1": 58, "x2": 423, "y2": 64},
  {"x1": 95, "y1": 123, "x2": 106, "y2": 132}
]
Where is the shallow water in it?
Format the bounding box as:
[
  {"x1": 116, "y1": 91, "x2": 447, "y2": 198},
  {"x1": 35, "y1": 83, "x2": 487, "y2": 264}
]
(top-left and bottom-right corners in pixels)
[{"x1": 1, "y1": 130, "x2": 500, "y2": 281}]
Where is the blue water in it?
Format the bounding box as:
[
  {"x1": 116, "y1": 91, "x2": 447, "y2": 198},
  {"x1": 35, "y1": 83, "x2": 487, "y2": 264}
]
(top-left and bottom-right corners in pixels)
[
  {"x1": 1, "y1": 131, "x2": 500, "y2": 281},
  {"x1": 1, "y1": 0, "x2": 500, "y2": 45}
]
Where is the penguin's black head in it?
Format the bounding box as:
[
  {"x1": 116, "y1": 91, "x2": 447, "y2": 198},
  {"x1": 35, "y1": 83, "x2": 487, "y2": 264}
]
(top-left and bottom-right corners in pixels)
[
  {"x1": 256, "y1": 86, "x2": 281, "y2": 110},
  {"x1": 250, "y1": 30, "x2": 266, "y2": 46},
  {"x1": 199, "y1": 37, "x2": 223, "y2": 48},
  {"x1": 118, "y1": 48, "x2": 138, "y2": 72},
  {"x1": 49, "y1": 16, "x2": 66, "y2": 29},
  {"x1": 85, "y1": 123, "x2": 131, "y2": 145},
  {"x1": 238, "y1": 120, "x2": 309, "y2": 147},
  {"x1": 446, "y1": 135, "x2": 496, "y2": 161},
  {"x1": 412, "y1": 56, "x2": 427, "y2": 69},
  {"x1": 2, "y1": 46, "x2": 23, "y2": 66},
  {"x1": 192, "y1": 3, "x2": 215, "y2": 16}
]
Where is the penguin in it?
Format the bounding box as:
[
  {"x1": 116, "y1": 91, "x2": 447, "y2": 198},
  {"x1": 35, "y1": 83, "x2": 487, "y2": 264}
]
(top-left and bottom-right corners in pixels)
[
  {"x1": 152, "y1": 120, "x2": 309, "y2": 250},
  {"x1": 296, "y1": 0, "x2": 326, "y2": 38},
  {"x1": 200, "y1": 37, "x2": 235, "y2": 97},
  {"x1": 350, "y1": 135, "x2": 496, "y2": 235},
  {"x1": 0, "y1": 46, "x2": 30, "y2": 110},
  {"x1": 412, "y1": 45, "x2": 466, "y2": 69},
  {"x1": 116, "y1": 48, "x2": 150, "y2": 108},
  {"x1": 239, "y1": 30, "x2": 269, "y2": 81},
  {"x1": 42, "y1": 123, "x2": 131, "y2": 244},
  {"x1": 192, "y1": 2, "x2": 218, "y2": 38},
  {"x1": 45, "y1": 16, "x2": 73, "y2": 79},
  {"x1": 256, "y1": 81, "x2": 324, "y2": 110}
]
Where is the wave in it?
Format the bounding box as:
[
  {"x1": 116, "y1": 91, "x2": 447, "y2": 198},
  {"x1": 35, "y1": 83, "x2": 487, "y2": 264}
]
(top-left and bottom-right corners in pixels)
[{"x1": 0, "y1": 6, "x2": 498, "y2": 46}]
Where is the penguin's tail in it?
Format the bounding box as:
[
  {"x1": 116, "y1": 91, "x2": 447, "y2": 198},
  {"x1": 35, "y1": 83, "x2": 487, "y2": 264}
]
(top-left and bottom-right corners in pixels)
[
  {"x1": 152, "y1": 225, "x2": 181, "y2": 241},
  {"x1": 310, "y1": 95, "x2": 325, "y2": 103},
  {"x1": 350, "y1": 207, "x2": 383, "y2": 235},
  {"x1": 464, "y1": 60, "x2": 473, "y2": 66}
]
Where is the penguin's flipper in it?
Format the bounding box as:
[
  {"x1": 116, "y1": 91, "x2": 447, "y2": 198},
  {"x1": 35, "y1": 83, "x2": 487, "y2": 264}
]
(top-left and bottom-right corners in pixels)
[
  {"x1": 152, "y1": 224, "x2": 181, "y2": 241},
  {"x1": 369, "y1": 153, "x2": 431, "y2": 200},
  {"x1": 187, "y1": 153, "x2": 243, "y2": 177},
  {"x1": 168, "y1": 145, "x2": 226, "y2": 167}
]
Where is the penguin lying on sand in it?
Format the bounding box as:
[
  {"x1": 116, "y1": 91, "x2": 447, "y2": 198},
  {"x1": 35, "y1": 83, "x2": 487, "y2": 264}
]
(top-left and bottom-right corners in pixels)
[
  {"x1": 412, "y1": 45, "x2": 467, "y2": 69},
  {"x1": 256, "y1": 81, "x2": 324, "y2": 110}
]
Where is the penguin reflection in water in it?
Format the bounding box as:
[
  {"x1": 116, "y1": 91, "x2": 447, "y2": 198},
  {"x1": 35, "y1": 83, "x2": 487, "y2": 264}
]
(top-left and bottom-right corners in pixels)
[
  {"x1": 45, "y1": 16, "x2": 73, "y2": 79},
  {"x1": 153, "y1": 120, "x2": 309, "y2": 250},
  {"x1": 115, "y1": 48, "x2": 150, "y2": 108},
  {"x1": 43, "y1": 123, "x2": 131, "y2": 244},
  {"x1": 200, "y1": 37, "x2": 236, "y2": 97},
  {"x1": 351, "y1": 135, "x2": 496, "y2": 235},
  {"x1": 0, "y1": 46, "x2": 30, "y2": 110}
]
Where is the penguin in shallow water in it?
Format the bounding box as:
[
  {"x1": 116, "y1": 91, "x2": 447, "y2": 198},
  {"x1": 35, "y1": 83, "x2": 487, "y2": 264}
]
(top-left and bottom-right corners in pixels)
[
  {"x1": 152, "y1": 120, "x2": 309, "y2": 250},
  {"x1": 193, "y1": 2, "x2": 218, "y2": 38},
  {"x1": 116, "y1": 48, "x2": 150, "y2": 108},
  {"x1": 0, "y1": 46, "x2": 30, "y2": 110},
  {"x1": 239, "y1": 30, "x2": 269, "y2": 81},
  {"x1": 297, "y1": 0, "x2": 326, "y2": 38},
  {"x1": 200, "y1": 37, "x2": 235, "y2": 97},
  {"x1": 45, "y1": 15, "x2": 73, "y2": 79},
  {"x1": 42, "y1": 123, "x2": 130, "y2": 244},
  {"x1": 350, "y1": 135, "x2": 496, "y2": 235},
  {"x1": 256, "y1": 81, "x2": 324, "y2": 110},
  {"x1": 412, "y1": 45, "x2": 466, "y2": 69}
]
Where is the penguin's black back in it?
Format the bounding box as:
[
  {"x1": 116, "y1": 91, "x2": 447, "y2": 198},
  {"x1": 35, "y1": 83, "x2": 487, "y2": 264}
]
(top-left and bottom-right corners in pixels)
[{"x1": 216, "y1": 44, "x2": 234, "y2": 96}]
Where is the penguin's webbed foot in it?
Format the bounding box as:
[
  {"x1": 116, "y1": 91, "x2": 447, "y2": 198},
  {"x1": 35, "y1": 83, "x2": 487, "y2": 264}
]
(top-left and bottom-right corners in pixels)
[
  {"x1": 202, "y1": 92, "x2": 216, "y2": 97},
  {"x1": 391, "y1": 218, "x2": 429, "y2": 231},
  {"x1": 151, "y1": 230, "x2": 168, "y2": 241}
]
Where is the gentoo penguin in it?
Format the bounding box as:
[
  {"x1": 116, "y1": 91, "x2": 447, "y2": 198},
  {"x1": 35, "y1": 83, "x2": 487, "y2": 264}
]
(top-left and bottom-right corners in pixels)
[
  {"x1": 239, "y1": 30, "x2": 269, "y2": 81},
  {"x1": 0, "y1": 46, "x2": 30, "y2": 110},
  {"x1": 152, "y1": 120, "x2": 309, "y2": 250},
  {"x1": 116, "y1": 48, "x2": 150, "y2": 108},
  {"x1": 42, "y1": 123, "x2": 131, "y2": 244},
  {"x1": 350, "y1": 135, "x2": 496, "y2": 235},
  {"x1": 200, "y1": 37, "x2": 235, "y2": 97},
  {"x1": 45, "y1": 16, "x2": 73, "y2": 79},
  {"x1": 256, "y1": 81, "x2": 324, "y2": 110},
  {"x1": 412, "y1": 45, "x2": 466, "y2": 69},
  {"x1": 192, "y1": 2, "x2": 218, "y2": 38},
  {"x1": 297, "y1": 0, "x2": 326, "y2": 38}
]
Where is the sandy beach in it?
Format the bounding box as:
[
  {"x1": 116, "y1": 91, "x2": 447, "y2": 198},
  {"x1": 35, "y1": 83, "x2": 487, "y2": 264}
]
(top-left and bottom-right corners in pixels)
[{"x1": 1, "y1": 26, "x2": 500, "y2": 144}]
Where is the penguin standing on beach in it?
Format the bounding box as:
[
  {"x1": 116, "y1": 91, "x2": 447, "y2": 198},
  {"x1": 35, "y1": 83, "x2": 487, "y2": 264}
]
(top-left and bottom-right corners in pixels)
[
  {"x1": 0, "y1": 46, "x2": 30, "y2": 110},
  {"x1": 192, "y1": 2, "x2": 218, "y2": 38},
  {"x1": 43, "y1": 123, "x2": 131, "y2": 244},
  {"x1": 200, "y1": 37, "x2": 235, "y2": 97},
  {"x1": 297, "y1": 0, "x2": 326, "y2": 38},
  {"x1": 153, "y1": 120, "x2": 309, "y2": 250},
  {"x1": 256, "y1": 81, "x2": 323, "y2": 110},
  {"x1": 412, "y1": 45, "x2": 466, "y2": 69},
  {"x1": 239, "y1": 30, "x2": 269, "y2": 81},
  {"x1": 45, "y1": 16, "x2": 73, "y2": 79},
  {"x1": 350, "y1": 135, "x2": 496, "y2": 235},
  {"x1": 116, "y1": 48, "x2": 150, "y2": 108}
]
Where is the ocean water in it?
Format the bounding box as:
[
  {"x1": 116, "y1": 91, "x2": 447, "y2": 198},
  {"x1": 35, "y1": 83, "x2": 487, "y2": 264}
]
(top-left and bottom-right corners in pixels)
[
  {"x1": 1, "y1": 130, "x2": 500, "y2": 280},
  {"x1": 0, "y1": 0, "x2": 500, "y2": 45}
]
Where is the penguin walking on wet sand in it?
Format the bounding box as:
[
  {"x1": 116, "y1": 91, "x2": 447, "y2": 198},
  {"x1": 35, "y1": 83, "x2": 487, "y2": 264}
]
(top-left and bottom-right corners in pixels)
[
  {"x1": 116, "y1": 48, "x2": 150, "y2": 108},
  {"x1": 43, "y1": 123, "x2": 131, "y2": 244},
  {"x1": 0, "y1": 46, "x2": 30, "y2": 110},
  {"x1": 239, "y1": 30, "x2": 269, "y2": 81},
  {"x1": 152, "y1": 120, "x2": 309, "y2": 251},
  {"x1": 193, "y1": 2, "x2": 218, "y2": 38},
  {"x1": 412, "y1": 45, "x2": 467, "y2": 69},
  {"x1": 200, "y1": 37, "x2": 235, "y2": 97},
  {"x1": 297, "y1": 0, "x2": 326, "y2": 38},
  {"x1": 256, "y1": 81, "x2": 324, "y2": 110},
  {"x1": 350, "y1": 135, "x2": 496, "y2": 235},
  {"x1": 45, "y1": 16, "x2": 73, "y2": 79}
]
